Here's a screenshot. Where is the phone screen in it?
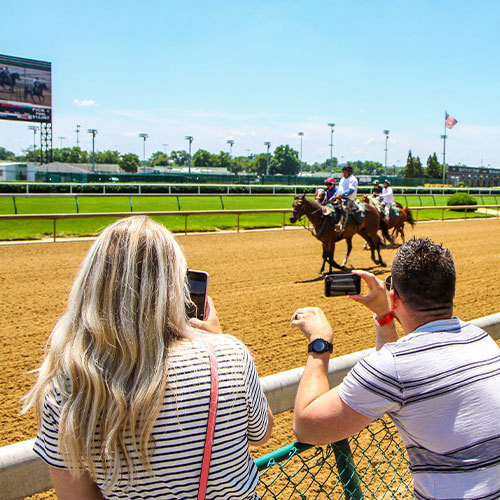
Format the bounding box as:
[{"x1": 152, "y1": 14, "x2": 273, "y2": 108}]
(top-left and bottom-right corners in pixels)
[
  {"x1": 187, "y1": 270, "x2": 209, "y2": 320},
  {"x1": 324, "y1": 274, "x2": 361, "y2": 297}
]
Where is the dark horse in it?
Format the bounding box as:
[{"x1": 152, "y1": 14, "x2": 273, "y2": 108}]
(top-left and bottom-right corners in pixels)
[
  {"x1": 24, "y1": 82, "x2": 48, "y2": 103},
  {"x1": 289, "y1": 194, "x2": 387, "y2": 274},
  {"x1": 0, "y1": 72, "x2": 21, "y2": 92},
  {"x1": 362, "y1": 194, "x2": 416, "y2": 244}
]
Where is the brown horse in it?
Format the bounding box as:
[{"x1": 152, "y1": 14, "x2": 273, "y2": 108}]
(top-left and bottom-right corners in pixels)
[
  {"x1": 362, "y1": 194, "x2": 415, "y2": 244},
  {"x1": 289, "y1": 194, "x2": 387, "y2": 274}
]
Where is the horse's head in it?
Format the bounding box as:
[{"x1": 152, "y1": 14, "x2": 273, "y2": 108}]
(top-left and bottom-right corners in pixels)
[
  {"x1": 315, "y1": 188, "x2": 326, "y2": 203},
  {"x1": 289, "y1": 194, "x2": 307, "y2": 223}
]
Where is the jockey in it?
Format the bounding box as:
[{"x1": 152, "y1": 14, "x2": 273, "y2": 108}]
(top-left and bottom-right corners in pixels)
[
  {"x1": 372, "y1": 181, "x2": 382, "y2": 197},
  {"x1": 33, "y1": 77, "x2": 40, "y2": 90},
  {"x1": 320, "y1": 177, "x2": 337, "y2": 205},
  {"x1": 335, "y1": 165, "x2": 360, "y2": 233},
  {"x1": 380, "y1": 180, "x2": 395, "y2": 219}
]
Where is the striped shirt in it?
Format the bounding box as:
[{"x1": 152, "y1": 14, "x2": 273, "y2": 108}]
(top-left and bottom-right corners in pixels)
[
  {"x1": 338, "y1": 317, "x2": 500, "y2": 500},
  {"x1": 34, "y1": 334, "x2": 269, "y2": 499}
]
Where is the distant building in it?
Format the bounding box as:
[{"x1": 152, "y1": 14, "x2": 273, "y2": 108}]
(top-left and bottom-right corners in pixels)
[{"x1": 448, "y1": 165, "x2": 500, "y2": 187}]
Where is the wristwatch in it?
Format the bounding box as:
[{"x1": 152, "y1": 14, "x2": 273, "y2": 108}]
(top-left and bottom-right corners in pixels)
[{"x1": 308, "y1": 338, "x2": 334, "y2": 354}]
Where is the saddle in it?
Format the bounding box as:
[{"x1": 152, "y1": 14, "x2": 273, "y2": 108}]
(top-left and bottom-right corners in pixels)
[{"x1": 322, "y1": 201, "x2": 365, "y2": 224}]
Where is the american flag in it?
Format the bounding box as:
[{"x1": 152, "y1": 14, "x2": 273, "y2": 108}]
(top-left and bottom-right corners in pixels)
[{"x1": 445, "y1": 112, "x2": 457, "y2": 129}]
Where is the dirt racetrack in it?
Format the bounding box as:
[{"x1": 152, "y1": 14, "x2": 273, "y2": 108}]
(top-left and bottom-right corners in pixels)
[{"x1": 1, "y1": 219, "x2": 499, "y2": 499}]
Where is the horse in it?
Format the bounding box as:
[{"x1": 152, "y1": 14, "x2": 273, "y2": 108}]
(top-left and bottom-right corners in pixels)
[
  {"x1": 0, "y1": 72, "x2": 20, "y2": 92},
  {"x1": 24, "y1": 82, "x2": 48, "y2": 103},
  {"x1": 362, "y1": 194, "x2": 415, "y2": 244},
  {"x1": 289, "y1": 194, "x2": 387, "y2": 274}
]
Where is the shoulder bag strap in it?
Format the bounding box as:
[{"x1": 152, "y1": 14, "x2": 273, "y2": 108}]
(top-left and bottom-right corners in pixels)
[{"x1": 197, "y1": 342, "x2": 218, "y2": 500}]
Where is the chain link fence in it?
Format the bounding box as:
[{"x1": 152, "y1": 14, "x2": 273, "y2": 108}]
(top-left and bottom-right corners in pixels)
[{"x1": 256, "y1": 418, "x2": 412, "y2": 499}]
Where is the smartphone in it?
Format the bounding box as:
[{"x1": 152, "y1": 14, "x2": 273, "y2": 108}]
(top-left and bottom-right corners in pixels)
[
  {"x1": 187, "y1": 270, "x2": 209, "y2": 320},
  {"x1": 324, "y1": 273, "x2": 361, "y2": 297}
]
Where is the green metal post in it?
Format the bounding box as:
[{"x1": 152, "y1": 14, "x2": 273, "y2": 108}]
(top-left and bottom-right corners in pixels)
[
  {"x1": 75, "y1": 196, "x2": 79, "y2": 213},
  {"x1": 177, "y1": 196, "x2": 181, "y2": 211},
  {"x1": 332, "y1": 439, "x2": 363, "y2": 500},
  {"x1": 220, "y1": 196, "x2": 225, "y2": 209},
  {"x1": 129, "y1": 196, "x2": 133, "y2": 212},
  {"x1": 12, "y1": 197, "x2": 17, "y2": 215}
]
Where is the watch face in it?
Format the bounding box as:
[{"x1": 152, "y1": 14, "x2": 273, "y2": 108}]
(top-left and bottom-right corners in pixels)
[{"x1": 310, "y1": 338, "x2": 332, "y2": 353}]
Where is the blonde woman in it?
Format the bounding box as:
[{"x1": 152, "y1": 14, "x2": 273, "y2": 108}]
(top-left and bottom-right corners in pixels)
[{"x1": 24, "y1": 216, "x2": 273, "y2": 500}]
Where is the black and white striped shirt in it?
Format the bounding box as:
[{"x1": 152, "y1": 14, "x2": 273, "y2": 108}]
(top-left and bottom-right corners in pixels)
[
  {"x1": 338, "y1": 317, "x2": 500, "y2": 500},
  {"x1": 34, "y1": 334, "x2": 269, "y2": 499}
]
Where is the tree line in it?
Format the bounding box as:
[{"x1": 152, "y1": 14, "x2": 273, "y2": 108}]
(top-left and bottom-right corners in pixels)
[{"x1": 1, "y1": 144, "x2": 445, "y2": 179}]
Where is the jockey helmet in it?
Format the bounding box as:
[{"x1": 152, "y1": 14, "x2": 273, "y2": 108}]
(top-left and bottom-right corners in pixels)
[
  {"x1": 324, "y1": 177, "x2": 336, "y2": 185},
  {"x1": 384, "y1": 180, "x2": 391, "y2": 185},
  {"x1": 342, "y1": 165, "x2": 353, "y2": 173}
]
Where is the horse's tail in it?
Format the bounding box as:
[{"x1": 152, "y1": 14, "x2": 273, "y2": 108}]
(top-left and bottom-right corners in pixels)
[
  {"x1": 405, "y1": 207, "x2": 416, "y2": 227},
  {"x1": 379, "y1": 217, "x2": 392, "y2": 243}
]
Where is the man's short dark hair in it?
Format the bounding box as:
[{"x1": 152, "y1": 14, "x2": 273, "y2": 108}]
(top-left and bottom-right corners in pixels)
[{"x1": 391, "y1": 238, "x2": 455, "y2": 312}]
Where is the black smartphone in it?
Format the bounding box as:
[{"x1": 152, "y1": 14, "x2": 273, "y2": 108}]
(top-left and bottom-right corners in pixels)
[
  {"x1": 324, "y1": 273, "x2": 361, "y2": 297},
  {"x1": 187, "y1": 270, "x2": 209, "y2": 320}
]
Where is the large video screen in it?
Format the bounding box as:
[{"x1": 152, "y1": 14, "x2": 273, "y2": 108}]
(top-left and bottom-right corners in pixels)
[{"x1": 0, "y1": 54, "x2": 51, "y2": 123}]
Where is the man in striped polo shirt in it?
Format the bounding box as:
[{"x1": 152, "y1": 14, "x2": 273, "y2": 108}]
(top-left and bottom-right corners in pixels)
[{"x1": 292, "y1": 238, "x2": 500, "y2": 499}]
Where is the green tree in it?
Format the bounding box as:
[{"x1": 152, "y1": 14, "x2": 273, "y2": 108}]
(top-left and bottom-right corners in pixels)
[
  {"x1": 231, "y1": 156, "x2": 248, "y2": 174},
  {"x1": 426, "y1": 153, "x2": 441, "y2": 179},
  {"x1": 0, "y1": 146, "x2": 16, "y2": 160},
  {"x1": 248, "y1": 153, "x2": 269, "y2": 175},
  {"x1": 403, "y1": 150, "x2": 423, "y2": 178},
  {"x1": 192, "y1": 149, "x2": 213, "y2": 167},
  {"x1": 214, "y1": 151, "x2": 231, "y2": 169},
  {"x1": 271, "y1": 144, "x2": 300, "y2": 175},
  {"x1": 170, "y1": 150, "x2": 189, "y2": 166},
  {"x1": 119, "y1": 153, "x2": 140, "y2": 173},
  {"x1": 150, "y1": 151, "x2": 170, "y2": 166}
]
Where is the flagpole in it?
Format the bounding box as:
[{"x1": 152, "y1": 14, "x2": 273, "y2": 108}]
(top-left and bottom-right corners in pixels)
[{"x1": 441, "y1": 111, "x2": 447, "y2": 184}]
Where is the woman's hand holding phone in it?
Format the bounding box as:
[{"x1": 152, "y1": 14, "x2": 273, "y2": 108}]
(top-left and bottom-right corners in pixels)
[{"x1": 189, "y1": 296, "x2": 223, "y2": 334}]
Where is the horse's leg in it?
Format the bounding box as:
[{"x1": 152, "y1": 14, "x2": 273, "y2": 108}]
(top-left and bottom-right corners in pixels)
[
  {"x1": 373, "y1": 233, "x2": 386, "y2": 267},
  {"x1": 319, "y1": 244, "x2": 328, "y2": 274},
  {"x1": 341, "y1": 237, "x2": 353, "y2": 268}
]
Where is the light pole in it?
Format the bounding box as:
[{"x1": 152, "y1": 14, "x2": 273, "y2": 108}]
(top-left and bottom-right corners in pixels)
[
  {"x1": 383, "y1": 130, "x2": 390, "y2": 176},
  {"x1": 138, "y1": 133, "x2": 148, "y2": 172},
  {"x1": 87, "y1": 129, "x2": 98, "y2": 172},
  {"x1": 441, "y1": 134, "x2": 447, "y2": 184},
  {"x1": 264, "y1": 141, "x2": 271, "y2": 176},
  {"x1": 298, "y1": 132, "x2": 304, "y2": 175},
  {"x1": 185, "y1": 136, "x2": 193, "y2": 174},
  {"x1": 58, "y1": 136, "x2": 66, "y2": 149},
  {"x1": 28, "y1": 125, "x2": 39, "y2": 167},
  {"x1": 162, "y1": 143, "x2": 168, "y2": 154},
  {"x1": 226, "y1": 139, "x2": 234, "y2": 174},
  {"x1": 328, "y1": 123, "x2": 335, "y2": 176},
  {"x1": 76, "y1": 124, "x2": 80, "y2": 147}
]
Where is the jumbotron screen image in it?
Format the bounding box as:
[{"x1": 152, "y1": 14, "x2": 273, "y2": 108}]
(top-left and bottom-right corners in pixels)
[{"x1": 0, "y1": 54, "x2": 51, "y2": 123}]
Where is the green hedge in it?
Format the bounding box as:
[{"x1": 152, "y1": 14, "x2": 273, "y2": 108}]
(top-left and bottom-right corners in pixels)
[{"x1": 447, "y1": 192, "x2": 478, "y2": 211}]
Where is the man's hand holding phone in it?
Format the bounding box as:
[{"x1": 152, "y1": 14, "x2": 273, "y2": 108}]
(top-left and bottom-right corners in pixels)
[{"x1": 348, "y1": 270, "x2": 390, "y2": 317}]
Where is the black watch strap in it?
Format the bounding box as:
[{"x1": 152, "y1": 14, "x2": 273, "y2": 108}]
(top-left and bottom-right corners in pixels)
[{"x1": 308, "y1": 338, "x2": 334, "y2": 354}]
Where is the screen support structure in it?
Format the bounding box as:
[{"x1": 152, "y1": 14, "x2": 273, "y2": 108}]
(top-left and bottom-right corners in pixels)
[{"x1": 40, "y1": 121, "x2": 53, "y2": 164}]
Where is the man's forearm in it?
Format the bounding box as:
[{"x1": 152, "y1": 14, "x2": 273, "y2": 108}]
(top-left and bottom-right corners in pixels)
[{"x1": 294, "y1": 353, "x2": 330, "y2": 413}]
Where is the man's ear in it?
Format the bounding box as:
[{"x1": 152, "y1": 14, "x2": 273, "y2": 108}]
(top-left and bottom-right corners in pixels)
[{"x1": 390, "y1": 289, "x2": 399, "y2": 312}]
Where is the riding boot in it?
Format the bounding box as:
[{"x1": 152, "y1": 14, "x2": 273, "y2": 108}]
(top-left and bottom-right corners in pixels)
[{"x1": 335, "y1": 215, "x2": 345, "y2": 233}]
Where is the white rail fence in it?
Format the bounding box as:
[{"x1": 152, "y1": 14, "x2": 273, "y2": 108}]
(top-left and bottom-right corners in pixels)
[
  {"x1": 0, "y1": 205, "x2": 499, "y2": 242},
  {"x1": 1, "y1": 312, "x2": 499, "y2": 500}
]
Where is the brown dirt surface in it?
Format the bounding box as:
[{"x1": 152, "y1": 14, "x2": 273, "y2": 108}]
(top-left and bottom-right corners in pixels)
[{"x1": 1, "y1": 219, "x2": 499, "y2": 499}]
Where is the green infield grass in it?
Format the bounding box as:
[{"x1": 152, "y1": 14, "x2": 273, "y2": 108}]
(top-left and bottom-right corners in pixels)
[{"x1": 0, "y1": 194, "x2": 497, "y2": 240}]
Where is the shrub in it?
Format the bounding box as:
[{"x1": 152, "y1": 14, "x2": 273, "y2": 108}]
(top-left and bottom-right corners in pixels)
[{"x1": 447, "y1": 192, "x2": 477, "y2": 211}]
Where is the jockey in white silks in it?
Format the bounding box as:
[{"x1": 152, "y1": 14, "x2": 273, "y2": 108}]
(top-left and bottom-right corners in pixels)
[{"x1": 380, "y1": 180, "x2": 395, "y2": 219}]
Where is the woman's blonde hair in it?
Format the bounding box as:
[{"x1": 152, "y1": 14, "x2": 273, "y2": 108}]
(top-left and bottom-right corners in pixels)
[{"x1": 24, "y1": 216, "x2": 194, "y2": 492}]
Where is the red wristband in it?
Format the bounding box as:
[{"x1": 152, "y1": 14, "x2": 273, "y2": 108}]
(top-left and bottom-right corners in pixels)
[{"x1": 373, "y1": 310, "x2": 395, "y2": 327}]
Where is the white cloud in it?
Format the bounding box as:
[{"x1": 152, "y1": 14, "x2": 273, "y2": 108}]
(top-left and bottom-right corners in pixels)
[{"x1": 73, "y1": 99, "x2": 97, "y2": 107}]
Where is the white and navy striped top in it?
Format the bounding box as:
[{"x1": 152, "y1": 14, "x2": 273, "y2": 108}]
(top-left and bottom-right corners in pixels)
[
  {"x1": 338, "y1": 317, "x2": 500, "y2": 500},
  {"x1": 34, "y1": 334, "x2": 269, "y2": 499}
]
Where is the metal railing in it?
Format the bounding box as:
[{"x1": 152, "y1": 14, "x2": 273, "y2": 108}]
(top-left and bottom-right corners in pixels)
[
  {"x1": 0, "y1": 205, "x2": 498, "y2": 242},
  {"x1": 1, "y1": 313, "x2": 499, "y2": 500}
]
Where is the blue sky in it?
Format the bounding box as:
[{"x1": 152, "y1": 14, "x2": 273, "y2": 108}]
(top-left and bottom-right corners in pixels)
[{"x1": 1, "y1": 0, "x2": 500, "y2": 167}]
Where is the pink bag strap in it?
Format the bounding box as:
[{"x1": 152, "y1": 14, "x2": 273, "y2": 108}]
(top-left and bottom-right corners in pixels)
[{"x1": 198, "y1": 342, "x2": 218, "y2": 500}]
